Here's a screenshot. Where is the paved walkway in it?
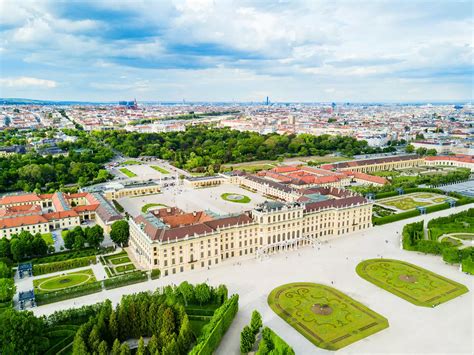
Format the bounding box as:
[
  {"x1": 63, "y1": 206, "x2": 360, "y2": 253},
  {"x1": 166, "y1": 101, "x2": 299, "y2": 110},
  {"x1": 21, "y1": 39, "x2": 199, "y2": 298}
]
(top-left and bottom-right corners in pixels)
[{"x1": 31, "y1": 204, "x2": 474, "y2": 355}]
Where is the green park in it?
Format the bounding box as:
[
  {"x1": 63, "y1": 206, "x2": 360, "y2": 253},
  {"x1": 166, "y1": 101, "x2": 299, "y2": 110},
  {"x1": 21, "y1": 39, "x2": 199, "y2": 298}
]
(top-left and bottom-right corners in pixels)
[
  {"x1": 151, "y1": 165, "x2": 170, "y2": 174},
  {"x1": 267, "y1": 282, "x2": 389, "y2": 350},
  {"x1": 119, "y1": 167, "x2": 137, "y2": 178},
  {"x1": 356, "y1": 259, "x2": 469, "y2": 307}
]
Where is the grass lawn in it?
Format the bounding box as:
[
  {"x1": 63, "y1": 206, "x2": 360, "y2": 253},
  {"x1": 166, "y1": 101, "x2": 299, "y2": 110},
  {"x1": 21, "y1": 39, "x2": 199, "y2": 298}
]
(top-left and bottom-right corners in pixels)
[
  {"x1": 119, "y1": 167, "x2": 137, "y2": 178},
  {"x1": 33, "y1": 269, "x2": 96, "y2": 294},
  {"x1": 41, "y1": 233, "x2": 54, "y2": 245},
  {"x1": 221, "y1": 192, "x2": 251, "y2": 203},
  {"x1": 141, "y1": 203, "x2": 167, "y2": 213},
  {"x1": 452, "y1": 234, "x2": 474, "y2": 240},
  {"x1": 151, "y1": 165, "x2": 170, "y2": 174},
  {"x1": 110, "y1": 256, "x2": 131, "y2": 265},
  {"x1": 268, "y1": 282, "x2": 388, "y2": 350},
  {"x1": 103, "y1": 251, "x2": 127, "y2": 263},
  {"x1": 121, "y1": 160, "x2": 142, "y2": 165},
  {"x1": 115, "y1": 264, "x2": 136, "y2": 273},
  {"x1": 356, "y1": 259, "x2": 469, "y2": 307}
]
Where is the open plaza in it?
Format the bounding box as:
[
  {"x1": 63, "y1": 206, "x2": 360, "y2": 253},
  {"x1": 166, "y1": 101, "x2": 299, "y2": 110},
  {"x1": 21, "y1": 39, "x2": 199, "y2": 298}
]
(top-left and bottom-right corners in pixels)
[
  {"x1": 30, "y1": 204, "x2": 473, "y2": 354},
  {"x1": 118, "y1": 183, "x2": 269, "y2": 217}
]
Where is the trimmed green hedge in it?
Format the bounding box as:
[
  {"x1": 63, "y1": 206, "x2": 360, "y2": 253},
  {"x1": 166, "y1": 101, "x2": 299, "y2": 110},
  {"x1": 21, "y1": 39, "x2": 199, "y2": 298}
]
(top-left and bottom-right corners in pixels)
[
  {"x1": 103, "y1": 271, "x2": 147, "y2": 290},
  {"x1": 31, "y1": 247, "x2": 113, "y2": 265},
  {"x1": 256, "y1": 327, "x2": 295, "y2": 355},
  {"x1": 32, "y1": 256, "x2": 96, "y2": 276},
  {"x1": 462, "y1": 256, "x2": 474, "y2": 275},
  {"x1": 373, "y1": 209, "x2": 420, "y2": 225},
  {"x1": 190, "y1": 294, "x2": 239, "y2": 355},
  {"x1": 36, "y1": 281, "x2": 102, "y2": 305},
  {"x1": 151, "y1": 268, "x2": 160, "y2": 280}
]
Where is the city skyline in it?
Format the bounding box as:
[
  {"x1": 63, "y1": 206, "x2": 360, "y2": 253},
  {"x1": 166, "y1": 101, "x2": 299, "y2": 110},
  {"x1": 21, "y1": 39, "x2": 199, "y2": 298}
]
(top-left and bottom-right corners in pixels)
[{"x1": 0, "y1": 0, "x2": 473, "y2": 102}]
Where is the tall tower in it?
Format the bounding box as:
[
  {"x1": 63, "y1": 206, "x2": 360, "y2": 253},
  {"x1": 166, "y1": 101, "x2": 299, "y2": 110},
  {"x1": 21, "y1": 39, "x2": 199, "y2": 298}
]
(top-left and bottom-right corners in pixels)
[{"x1": 266, "y1": 96, "x2": 269, "y2": 105}]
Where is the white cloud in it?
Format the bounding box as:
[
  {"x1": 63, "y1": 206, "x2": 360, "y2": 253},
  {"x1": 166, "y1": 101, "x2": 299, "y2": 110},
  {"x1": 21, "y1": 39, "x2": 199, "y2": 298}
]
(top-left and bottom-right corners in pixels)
[{"x1": 0, "y1": 77, "x2": 57, "y2": 88}]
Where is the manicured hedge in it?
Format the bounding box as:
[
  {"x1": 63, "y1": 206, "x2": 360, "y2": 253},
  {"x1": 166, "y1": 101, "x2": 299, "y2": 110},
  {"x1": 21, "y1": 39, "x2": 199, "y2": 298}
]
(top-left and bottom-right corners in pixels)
[
  {"x1": 373, "y1": 209, "x2": 420, "y2": 225},
  {"x1": 36, "y1": 281, "x2": 102, "y2": 305},
  {"x1": 462, "y1": 256, "x2": 474, "y2": 275},
  {"x1": 32, "y1": 256, "x2": 96, "y2": 276},
  {"x1": 151, "y1": 268, "x2": 160, "y2": 280},
  {"x1": 402, "y1": 221, "x2": 424, "y2": 250},
  {"x1": 190, "y1": 294, "x2": 239, "y2": 355},
  {"x1": 46, "y1": 303, "x2": 104, "y2": 326},
  {"x1": 31, "y1": 247, "x2": 113, "y2": 265},
  {"x1": 103, "y1": 271, "x2": 147, "y2": 290},
  {"x1": 256, "y1": 327, "x2": 295, "y2": 355}
]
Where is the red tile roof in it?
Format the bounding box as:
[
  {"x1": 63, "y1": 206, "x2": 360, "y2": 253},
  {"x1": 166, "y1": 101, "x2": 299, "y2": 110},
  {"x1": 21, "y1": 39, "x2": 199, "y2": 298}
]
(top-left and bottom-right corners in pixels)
[
  {"x1": 304, "y1": 196, "x2": 368, "y2": 212},
  {"x1": 425, "y1": 155, "x2": 473, "y2": 164},
  {"x1": 0, "y1": 214, "x2": 48, "y2": 228},
  {"x1": 0, "y1": 193, "x2": 42, "y2": 205}
]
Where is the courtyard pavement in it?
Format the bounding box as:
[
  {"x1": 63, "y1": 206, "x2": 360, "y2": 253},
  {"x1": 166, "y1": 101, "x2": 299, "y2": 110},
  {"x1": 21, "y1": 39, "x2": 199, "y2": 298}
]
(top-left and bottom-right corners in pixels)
[
  {"x1": 118, "y1": 183, "x2": 270, "y2": 217},
  {"x1": 30, "y1": 204, "x2": 474, "y2": 354}
]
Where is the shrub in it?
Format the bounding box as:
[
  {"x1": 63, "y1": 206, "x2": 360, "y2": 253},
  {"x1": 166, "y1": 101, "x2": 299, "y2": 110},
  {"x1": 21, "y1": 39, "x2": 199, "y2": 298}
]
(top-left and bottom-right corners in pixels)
[
  {"x1": 462, "y1": 256, "x2": 474, "y2": 275},
  {"x1": 402, "y1": 221, "x2": 424, "y2": 250},
  {"x1": 33, "y1": 256, "x2": 96, "y2": 276},
  {"x1": 415, "y1": 240, "x2": 447, "y2": 255},
  {"x1": 442, "y1": 247, "x2": 461, "y2": 264},
  {"x1": 103, "y1": 271, "x2": 147, "y2": 290},
  {"x1": 151, "y1": 269, "x2": 160, "y2": 280},
  {"x1": 36, "y1": 282, "x2": 102, "y2": 305},
  {"x1": 256, "y1": 327, "x2": 294, "y2": 355},
  {"x1": 373, "y1": 209, "x2": 420, "y2": 225},
  {"x1": 240, "y1": 325, "x2": 254, "y2": 353}
]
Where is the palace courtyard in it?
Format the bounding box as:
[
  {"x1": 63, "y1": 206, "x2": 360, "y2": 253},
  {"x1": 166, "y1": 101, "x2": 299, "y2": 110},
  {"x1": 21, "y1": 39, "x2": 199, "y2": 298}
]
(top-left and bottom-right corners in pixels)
[{"x1": 31, "y1": 204, "x2": 473, "y2": 355}]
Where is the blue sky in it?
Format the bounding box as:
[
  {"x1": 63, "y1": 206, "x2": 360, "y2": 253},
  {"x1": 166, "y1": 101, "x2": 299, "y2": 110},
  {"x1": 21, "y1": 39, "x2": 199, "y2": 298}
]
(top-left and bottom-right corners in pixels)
[{"x1": 0, "y1": 0, "x2": 472, "y2": 102}]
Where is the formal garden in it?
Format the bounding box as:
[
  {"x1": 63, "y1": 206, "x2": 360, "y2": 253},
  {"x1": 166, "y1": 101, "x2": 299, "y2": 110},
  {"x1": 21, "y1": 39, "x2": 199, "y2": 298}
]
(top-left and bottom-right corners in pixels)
[
  {"x1": 33, "y1": 269, "x2": 97, "y2": 293},
  {"x1": 369, "y1": 188, "x2": 474, "y2": 225},
  {"x1": 376, "y1": 192, "x2": 453, "y2": 211},
  {"x1": 100, "y1": 250, "x2": 137, "y2": 276},
  {"x1": 402, "y1": 209, "x2": 474, "y2": 274},
  {"x1": 221, "y1": 193, "x2": 251, "y2": 204},
  {"x1": 267, "y1": 282, "x2": 388, "y2": 350},
  {"x1": 356, "y1": 259, "x2": 469, "y2": 307},
  {"x1": 0, "y1": 283, "x2": 237, "y2": 355}
]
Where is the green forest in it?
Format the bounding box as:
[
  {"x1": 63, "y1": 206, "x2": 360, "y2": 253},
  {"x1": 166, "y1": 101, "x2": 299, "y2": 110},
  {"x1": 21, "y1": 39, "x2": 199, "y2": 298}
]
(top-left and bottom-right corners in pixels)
[{"x1": 96, "y1": 126, "x2": 388, "y2": 172}]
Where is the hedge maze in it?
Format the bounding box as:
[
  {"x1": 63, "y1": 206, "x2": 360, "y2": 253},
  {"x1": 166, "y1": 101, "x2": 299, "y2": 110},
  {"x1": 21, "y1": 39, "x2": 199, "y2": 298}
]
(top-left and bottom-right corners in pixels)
[
  {"x1": 356, "y1": 259, "x2": 469, "y2": 307},
  {"x1": 268, "y1": 283, "x2": 388, "y2": 350}
]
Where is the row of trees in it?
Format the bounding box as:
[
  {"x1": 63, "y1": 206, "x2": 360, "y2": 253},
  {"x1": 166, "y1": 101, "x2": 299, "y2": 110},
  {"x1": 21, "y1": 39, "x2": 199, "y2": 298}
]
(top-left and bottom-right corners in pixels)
[
  {"x1": 63, "y1": 225, "x2": 104, "y2": 250},
  {"x1": 240, "y1": 310, "x2": 263, "y2": 353},
  {"x1": 405, "y1": 145, "x2": 437, "y2": 156},
  {"x1": 0, "y1": 261, "x2": 15, "y2": 305},
  {"x1": 96, "y1": 126, "x2": 385, "y2": 172},
  {"x1": 72, "y1": 282, "x2": 228, "y2": 355},
  {"x1": 0, "y1": 231, "x2": 49, "y2": 262}
]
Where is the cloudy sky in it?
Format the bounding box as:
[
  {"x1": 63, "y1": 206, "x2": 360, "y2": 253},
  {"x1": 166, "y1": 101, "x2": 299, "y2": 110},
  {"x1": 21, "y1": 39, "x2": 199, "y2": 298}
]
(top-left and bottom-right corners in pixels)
[{"x1": 0, "y1": 0, "x2": 472, "y2": 102}]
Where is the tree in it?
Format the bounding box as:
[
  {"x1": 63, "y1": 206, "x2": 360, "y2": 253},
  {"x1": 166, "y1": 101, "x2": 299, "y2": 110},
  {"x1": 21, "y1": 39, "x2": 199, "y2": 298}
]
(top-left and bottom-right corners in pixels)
[
  {"x1": 0, "y1": 278, "x2": 15, "y2": 302},
  {"x1": 0, "y1": 239, "x2": 11, "y2": 260},
  {"x1": 63, "y1": 231, "x2": 75, "y2": 250},
  {"x1": 147, "y1": 334, "x2": 159, "y2": 354},
  {"x1": 405, "y1": 144, "x2": 415, "y2": 153},
  {"x1": 86, "y1": 225, "x2": 104, "y2": 248},
  {"x1": 109, "y1": 310, "x2": 119, "y2": 340},
  {"x1": 98, "y1": 340, "x2": 109, "y2": 355},
  {"x1": 160, "y1": 307, "x2": 176, "y2": 340},
  {"x1": 111, "y1": 339, "x2": 121, "y2": 355},
  {"x1": 10, "y1": 238, "x2": 26, "y2": 262},
  {"x1": 178, "y1": 281, "x2": 194, "y2": 306},
  {"x1": 250, "y1": 310, "x2": 262, "y2": 335},
  {"x1": 0, "y1": 309, "x2": 48, "y2": 354},
  {"x1": 240, "y1": 325, "x2": 254, "y2": 353},
  {"x1": 120, "y1": 342, "x2": 131, "y2": 355},
  {"x1": 162, "y1": 338, "x2": 179, "y2": 355},
  {"x1": 426, "y1": 149, "x2": 437, "y2": 156},
  {"x1": 32, "y1": 235, "x2": 48, "y2": 256},
  {"x1": 73, "y1": 234, "x2": 86, "y2": 250},
  {"x1": 0, "y1": 262, "x2": 11, "y2": 279},
  {"x1": 194, "y1": 283, "x2": 211, "y2": 305},
  {"x1": 136, "y1": 337, "x2": 146, "y2": 355},
  {"x1": 88, "y1": 325, "x2": 101, "y2": 351},
  {"x1": 110, "y1": 220, "x2": 130, "y2": 247}
]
